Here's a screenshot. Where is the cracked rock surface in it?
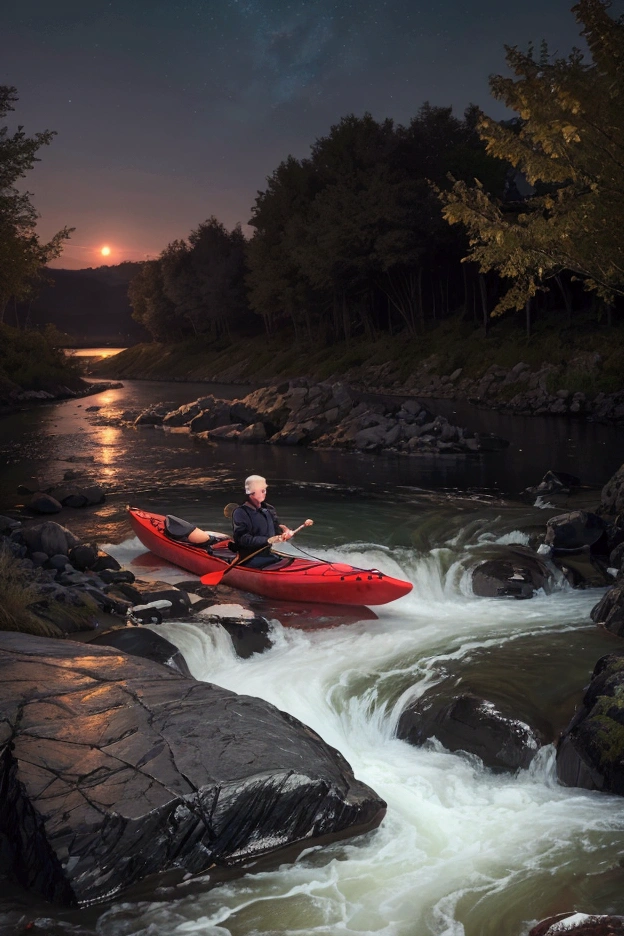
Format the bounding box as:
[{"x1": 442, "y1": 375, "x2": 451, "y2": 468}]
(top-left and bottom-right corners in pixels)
[{"x1": 0, "y1": 633, "x2": 385, "y2": 907}]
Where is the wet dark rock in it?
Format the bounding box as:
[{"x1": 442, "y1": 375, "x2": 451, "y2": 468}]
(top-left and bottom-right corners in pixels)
[
  {"x1": 610, "y1": 542, "x2": 624, "y2": 571},
  {"x1": 472, "y1": 546, "x2": 554, "y2": 599},
  {"x1": 68, "y1": 543, "x2": 99, "y2": 570},
  {"x1": 29, "y1": 492, "x2": 63, "y2": 514},
  {"x1": 0, "y1": 633, "x2": 385, "y2": 907},
  {"x1": 600, "y1": 463, "x2": 624, "y2": 516},
  {"x1": 189, "y1": 400, "x2": 233, "y2": 433},
  {"x1": 529, "y1": 913, "x2": 624, "y2": 936},
  {"x1": 79, "y1": 485, "x2": 106, "y2": 506},
  {"x1": 98, "y1": 568, "x2": 136, "y2": 585},
  {"x1": 91, "y1": 627, "x2": 191, "y2": 677},
  {"x1": 397, "y1": 692, "x2": 542, "y2": 771},
  {"x1": 557, "y1": 652, "x2": 624, "y2": 794},
  {"x1": 591, "y1": 580, "x2": 624, "y2": 636},
  {"x1": 555, "y1": 552, "x2": 612, "y2": 589},
  {"x1": 524, "y1": 469, "x2": 581, "y2": 499},
  {"x1": 48, "y1": 486, "x2": 89, "y2": 508},
  {"x1": 30, "y1": 551, "x2": 48, "y2": 567},
  {"x1": 44, "y1": 554, "x2": 72, "y2": 572},
  {"x1": 196, "y1": 603, "x2": 274, "y2": 657},
  {"x1": 545, "y1": 510, "x2": 607, "y2": 553},
  {"x1": 14, "y1": 521, "x2": 81, "y2": 558},
  {"x1": 0, "y1": 515, "x2": 20, "y2": 535},
  {"x1": 89, "y1": 551, "x2": 121, "y2": 573},
  {"x1": 109, "y1": 579, "x2": 191, "y2": 618}
]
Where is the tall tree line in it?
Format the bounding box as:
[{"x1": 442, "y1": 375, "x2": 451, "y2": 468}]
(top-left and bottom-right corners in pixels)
[{"x1": 131, "y1": 0, "x2": 623, "y2": 344}]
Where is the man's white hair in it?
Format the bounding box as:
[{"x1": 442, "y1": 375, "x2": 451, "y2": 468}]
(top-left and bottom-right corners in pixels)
[{"x1": 245, "y1": 474, "x2": 266, "y2": 495}]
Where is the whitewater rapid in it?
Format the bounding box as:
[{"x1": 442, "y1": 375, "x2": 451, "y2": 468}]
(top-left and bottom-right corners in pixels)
[{"x1": 93, "y1": 532, "x2": 624, "y2": 936}]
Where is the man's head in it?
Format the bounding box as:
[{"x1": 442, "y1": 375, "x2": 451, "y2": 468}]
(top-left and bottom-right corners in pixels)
[{"x1": 245, "y1": 474, "x2": 267, "y2": 503}]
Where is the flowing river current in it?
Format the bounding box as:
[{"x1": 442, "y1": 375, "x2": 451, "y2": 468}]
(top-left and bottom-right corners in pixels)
[{"x1": 2, "y1": 379, "x2": 624, "y2": 936}]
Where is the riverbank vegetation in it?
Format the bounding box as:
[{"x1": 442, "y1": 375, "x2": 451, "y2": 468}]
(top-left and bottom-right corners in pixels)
[
  {"x1": 0, "y1": 323, "x2": 82, "y2": 399},
  {"x1": 111, "y1": 0, "x2": 623, "y2": 391}
]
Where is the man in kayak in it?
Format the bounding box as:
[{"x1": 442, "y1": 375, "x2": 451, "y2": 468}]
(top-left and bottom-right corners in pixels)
[{"x1": 231, "y1": 474, "x2": 294, "y2": 568}]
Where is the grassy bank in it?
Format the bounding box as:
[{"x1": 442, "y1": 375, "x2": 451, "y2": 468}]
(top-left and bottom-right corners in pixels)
[{"x1": 90, "y1": 307, "x2": 624, "y2": 398}]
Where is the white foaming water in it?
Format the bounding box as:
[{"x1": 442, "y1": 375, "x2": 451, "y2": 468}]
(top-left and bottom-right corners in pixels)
[{"x1": 97, "y1": 537, "x2": 624, "y2": 936}]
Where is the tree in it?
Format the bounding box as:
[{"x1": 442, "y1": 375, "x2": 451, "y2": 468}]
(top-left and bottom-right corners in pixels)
[
  {"x1": 440, "y1": 0, "x2": 624, "y2": 316},
  {"x1": 0, "y1": 87, "x2": 72, "y2": 320}
]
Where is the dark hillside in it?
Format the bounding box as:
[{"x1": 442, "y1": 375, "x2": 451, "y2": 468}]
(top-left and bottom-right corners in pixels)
[{"x1": 10, "y1": 264, "x2": 149, "y2": 346}]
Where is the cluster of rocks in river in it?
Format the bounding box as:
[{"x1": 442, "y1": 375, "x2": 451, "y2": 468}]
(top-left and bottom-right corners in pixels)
[{"x1": 128, "y1": 378, "x2": 509, "y2": 455}]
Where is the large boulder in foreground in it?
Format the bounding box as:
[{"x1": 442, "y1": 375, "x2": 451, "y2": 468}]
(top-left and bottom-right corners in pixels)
[
  {"x1": 529, "y1": 913, "x2": 624, "y2": 935},
  {"x1": 557, "y1": 652, "x2": 624, "y2": 795},
  {"x1": 0, "y1": 633, "x2": 385, "y2": 907}
]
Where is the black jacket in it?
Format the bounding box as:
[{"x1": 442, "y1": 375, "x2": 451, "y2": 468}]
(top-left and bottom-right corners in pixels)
[{"x1": 232, "y1": 501, "x2": 281, "y2": 559}]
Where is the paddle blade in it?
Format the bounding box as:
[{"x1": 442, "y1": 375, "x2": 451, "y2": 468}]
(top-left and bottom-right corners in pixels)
[{"x1": 200, "y1": 570, "x2": 226, "y2": 586}]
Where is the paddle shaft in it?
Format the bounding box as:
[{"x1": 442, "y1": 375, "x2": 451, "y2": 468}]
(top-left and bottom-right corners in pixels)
[{"x1": 200, "y1": 519, "x2": 313, "y2": 586}]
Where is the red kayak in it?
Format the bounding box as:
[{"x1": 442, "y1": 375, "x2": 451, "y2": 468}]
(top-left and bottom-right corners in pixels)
[{"x1": 127, "y1": 507, "x2": 413, "y2": 606}]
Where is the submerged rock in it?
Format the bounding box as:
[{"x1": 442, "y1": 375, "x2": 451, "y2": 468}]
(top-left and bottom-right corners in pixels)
[
  {"x1": 397, "y1": 692, "x2": 542, "y2": 772},
  {"x1": 529, "y1": 912, "x2": 624, "y2": 935},
  {"x1": 0, "y1": 633, "x2": 385, "y2": 907},
  {"x1": 557, "y1": 652, "x2": 624, "y2": 795},
  {"x1": 472, "y1": 545, "x2": 554, "y2": 599},
  {"x1": 544, "y1": 510, "x2": 607, "y2": 553}
]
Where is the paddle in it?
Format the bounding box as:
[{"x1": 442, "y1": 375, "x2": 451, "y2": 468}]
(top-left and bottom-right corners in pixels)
[{"x1": 200, "y1": 519, "x2": 314, "y2": 586}]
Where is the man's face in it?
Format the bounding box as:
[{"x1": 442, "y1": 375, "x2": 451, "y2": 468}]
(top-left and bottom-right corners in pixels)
[{"x1": 250, "y1": 482, "x2": 267, "y2": 503}]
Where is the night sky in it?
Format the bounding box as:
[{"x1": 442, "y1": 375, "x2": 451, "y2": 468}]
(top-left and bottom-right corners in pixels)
[{"x1": 4, "y1": 0, "x2": 623, "y2": 270}]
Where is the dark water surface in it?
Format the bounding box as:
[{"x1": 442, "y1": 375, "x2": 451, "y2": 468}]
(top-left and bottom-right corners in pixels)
[{"x1": 2, "y1": 379, "x2": 624, "y2": 936}]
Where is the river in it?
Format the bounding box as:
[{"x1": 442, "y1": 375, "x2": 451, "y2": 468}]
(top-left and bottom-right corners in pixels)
[{"x1": 2, "y1": 379, "x2": 624, "y2": 936}]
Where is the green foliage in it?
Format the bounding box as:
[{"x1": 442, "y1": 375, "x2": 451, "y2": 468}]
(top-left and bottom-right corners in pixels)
[
  {"x1": 0, "y1": 86, "x2": 73, "y2": 318},
  {"x1": 440, "y1": 0, "x2": 624, "y2": 315},
  {"x1": 128, "y1": 218, "x2": 250, "y2": 342},
  {"x1": 0, "y1": 323, "x2": 81, "y2": 390},
  {"x1": 247, "y1": 106, "x2": 504, "y2": 342}
]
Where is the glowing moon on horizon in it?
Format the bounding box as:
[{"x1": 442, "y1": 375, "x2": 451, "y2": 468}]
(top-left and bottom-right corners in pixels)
[{"x1": 101, "y1": 245, "x2": 111, "y2": 256}]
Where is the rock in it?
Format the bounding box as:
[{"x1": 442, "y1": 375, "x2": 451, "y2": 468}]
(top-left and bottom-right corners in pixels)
[
  {"x1": 545, "y1": 511, "x2": 607, "y2": 553},
  {"x1": 208, "y1": 423, "x2": 244, "y2": 441},
  {"x1": 524, "y1": 470, "x2": 581, "y2": 498},
  {"x1": 238, "y1": 421, "x2": 267, "y2": 444},
  {"x1": 134, "y1": 411, "x2": 165, "y2": 426},
  {"x1": 189, "y1": 400, "x2": 233, "y2": 433},
  {"x1": 110, "y1": 579, "x2": 191, "y2": 618},
  {"x1": 591, "y1": 580, "x2": 624, "y2": 636},
  {"x1": 0, "y1": 515, "x2": 20, "y2": 535},
  {"x1": 68, "y1": 543, "x2": 99, "y2": 570},
  {"x1": 80, "y1": 485, "x2": 106, "y2": 506},
  {"x1": 555, "y1": 552, "x2": 612, "y2": 589},
  {"x1": 196, "y1": 604, "x2": 274, "y2": 657},
  {"x1": 472, "y1": 546, "x2": 554, "y2": 599},
  {"x1": 0, "y1": 633, "x2": 385, "y2": 907},
  {"x1": 397, "y1": 693, "x2": 541, "y2": 772},
  {"x1": 98, "y1": 569, "x2": 136, "y2": 585},
  {"x1": 557, "y1": 652, "x2": 624, "y2": 794},
  {"x1": 90, "y1": 627, "x2": 192, "y2": 677},
  {"x1": 30, "y1": 492, "x2": 63, "y2": 514},
  {"x1": 18, "y1": 478, "x2": 46, "y2": 496},
  {"x1": 90, "y1": 551, "x2": 121, "y2": 573},
  {"x1": 601, "y1": 463, "x2": 624, "y2": 516},
  {"x1": 162, "y1": 401, "x2": 203, "y2": 427},
  {"x1": 529, "y1": 913, "x2": 624, "y2": 936},
  {"x1": 14, "y1": 521, "x2": 81, "y2": 558}
]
